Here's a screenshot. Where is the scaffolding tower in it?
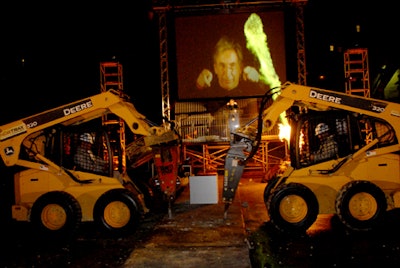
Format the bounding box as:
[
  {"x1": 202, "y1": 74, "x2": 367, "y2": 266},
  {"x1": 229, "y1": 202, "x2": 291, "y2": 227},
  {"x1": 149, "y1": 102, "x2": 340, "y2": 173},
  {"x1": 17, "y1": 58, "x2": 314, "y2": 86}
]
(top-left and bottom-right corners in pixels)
[
  {"x1": 344, "y1": 48, "x2": 370, "y2": 97},
  {"x1": 99, "y1": 61, "x2": 126, "y2": 172},
  {"x1": 293, "y1": 0, "x2": 307, "y2": 85},
  {"x1": 343, "y1": 48, "x2": 373, "y2": 144}
]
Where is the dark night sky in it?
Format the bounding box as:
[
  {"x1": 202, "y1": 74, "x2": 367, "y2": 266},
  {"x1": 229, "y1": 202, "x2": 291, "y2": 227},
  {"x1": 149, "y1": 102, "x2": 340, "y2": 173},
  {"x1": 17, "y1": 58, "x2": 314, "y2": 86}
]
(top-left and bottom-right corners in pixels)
[
  {"x1": 0, "y1": 1, "x2": 397, "y2": 124},
  {"x1": 304, "y1": 0, "x2": 398, "y2": 90},
  {"x1": 0, "y1": 1, "x2": 158, "y2": 123}
]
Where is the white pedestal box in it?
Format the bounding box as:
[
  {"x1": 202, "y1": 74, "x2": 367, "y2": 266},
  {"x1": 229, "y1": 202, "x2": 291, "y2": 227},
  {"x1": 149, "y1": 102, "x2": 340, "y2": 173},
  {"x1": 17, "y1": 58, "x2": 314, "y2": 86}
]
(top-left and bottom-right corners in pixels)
[{"x1": 189, "y1": 175, "x2": 218, "y2": 204}]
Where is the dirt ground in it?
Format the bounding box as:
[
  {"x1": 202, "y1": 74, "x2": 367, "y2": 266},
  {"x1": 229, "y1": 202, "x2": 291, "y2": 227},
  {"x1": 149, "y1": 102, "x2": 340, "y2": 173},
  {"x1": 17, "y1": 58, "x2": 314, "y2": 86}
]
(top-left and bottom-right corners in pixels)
[{"x1": 2, "y1": 175, "x2": 400, "y2": 267}]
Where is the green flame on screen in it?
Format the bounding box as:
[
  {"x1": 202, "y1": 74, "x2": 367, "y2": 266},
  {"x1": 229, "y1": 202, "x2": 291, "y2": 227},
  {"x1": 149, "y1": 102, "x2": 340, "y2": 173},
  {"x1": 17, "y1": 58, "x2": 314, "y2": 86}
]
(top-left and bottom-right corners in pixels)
[{"x1": 244, "y1": 13, "x2": 288, "y2": 127}]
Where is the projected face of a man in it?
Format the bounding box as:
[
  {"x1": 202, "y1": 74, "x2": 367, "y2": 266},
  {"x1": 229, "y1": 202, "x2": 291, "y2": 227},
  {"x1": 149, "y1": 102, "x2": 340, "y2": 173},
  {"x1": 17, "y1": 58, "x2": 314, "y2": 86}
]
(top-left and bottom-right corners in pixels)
[{"x1": 213, "y1": 48, "x2": 242, "y2": 91}]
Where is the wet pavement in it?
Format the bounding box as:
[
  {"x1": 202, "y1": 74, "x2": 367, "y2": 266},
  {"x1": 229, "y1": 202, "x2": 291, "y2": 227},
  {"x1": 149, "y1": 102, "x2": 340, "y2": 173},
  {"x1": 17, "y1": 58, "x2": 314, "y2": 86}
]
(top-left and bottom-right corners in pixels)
[
  {"x1": 123, "y1": 174, "x2": 252, "y2": 267},
  {"x1": 124, "y1": 174, "x2": 400, "y2": 267}
]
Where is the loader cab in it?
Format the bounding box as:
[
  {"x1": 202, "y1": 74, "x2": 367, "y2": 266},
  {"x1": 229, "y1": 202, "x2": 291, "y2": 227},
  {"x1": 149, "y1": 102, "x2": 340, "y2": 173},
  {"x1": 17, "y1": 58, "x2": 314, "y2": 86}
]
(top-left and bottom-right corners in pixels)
[
  {"x1": 20, "y1": 123, "x2": 115, "y2": 177},
  {"x1": 290, "y1": 109, "x2": 398, "y2": 169},
  {"x1": 61, "y1": 130, "x2": 114, "y2": 176}
]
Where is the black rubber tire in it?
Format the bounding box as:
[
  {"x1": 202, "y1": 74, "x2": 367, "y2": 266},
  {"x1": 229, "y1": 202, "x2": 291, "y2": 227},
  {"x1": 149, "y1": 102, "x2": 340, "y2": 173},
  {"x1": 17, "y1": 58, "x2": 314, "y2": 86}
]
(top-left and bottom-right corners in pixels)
[
  {"x1": 133, "y1": 179, "x2": 157, "y2": 211},
  {"x1": 335, "y1": 180, "x2": 387, "y2": 232},
  {"x1": 263, "y1": 175, "x2": 280, "y2": 209},
  {"x1": 266, "y1": 182, "x2": 319, "y2": 235},
  {"x1": 93, "y1": 188, "x2": 141, "y2": 237},
  {"x1": 30, "y1": 191, "x2": 82, "y2": 239}
]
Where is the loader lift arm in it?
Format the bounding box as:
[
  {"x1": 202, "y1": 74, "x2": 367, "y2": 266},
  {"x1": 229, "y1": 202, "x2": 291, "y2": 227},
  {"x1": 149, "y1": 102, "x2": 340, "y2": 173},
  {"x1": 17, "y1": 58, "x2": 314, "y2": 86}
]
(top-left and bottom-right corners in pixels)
[
  {"x1": 222, "y1": 84, "x2": 293, "y2": 217},
  {"x1": 0, "y1": 89, "x2": 178, "y2": 166}
]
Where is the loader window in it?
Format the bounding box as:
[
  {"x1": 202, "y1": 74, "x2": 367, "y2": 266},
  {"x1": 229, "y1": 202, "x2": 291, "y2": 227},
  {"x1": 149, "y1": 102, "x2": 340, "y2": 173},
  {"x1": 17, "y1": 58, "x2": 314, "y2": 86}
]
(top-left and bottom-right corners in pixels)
[
  {"x1": 294, "y1": 111, "x2": 398, "y2": 169},
  {"x1": 357, "y1": 115, "x2": 397, "y2": 148},
  {"x1": 71, "y1": 132, "x2": 111, "y2": 176},
  {"x1": 62, "y1": 132, "x2": 77, "y2": 170},
  {"x1": 295, "y1": 111, "x2": 351, "y2": 167},
  {"x1": 20, "y1": 131, "x2": 47, "y2": 161}
]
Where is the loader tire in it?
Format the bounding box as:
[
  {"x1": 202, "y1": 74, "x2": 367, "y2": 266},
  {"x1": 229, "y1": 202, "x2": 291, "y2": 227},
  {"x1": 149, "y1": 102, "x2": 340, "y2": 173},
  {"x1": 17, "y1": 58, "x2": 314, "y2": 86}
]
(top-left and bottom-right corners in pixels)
[
  {"x1": 30, "y1": 191, "x2": 82, "y2": 239},
  {"x1": 335, "y1": 180, "x2": 387, "y2": 232},
  {"x1": 267, "y1": 182, "x2": 318, "y2": 235},
  {"x1": 94, "y1": 188, "x2": 141, "y2": 237},
  {"x1": 263, "y1": 175, "x2": 280, "y2": 209},
  {"x1": 134, "y1": 179, "x2": 158, "y2": 212}
]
